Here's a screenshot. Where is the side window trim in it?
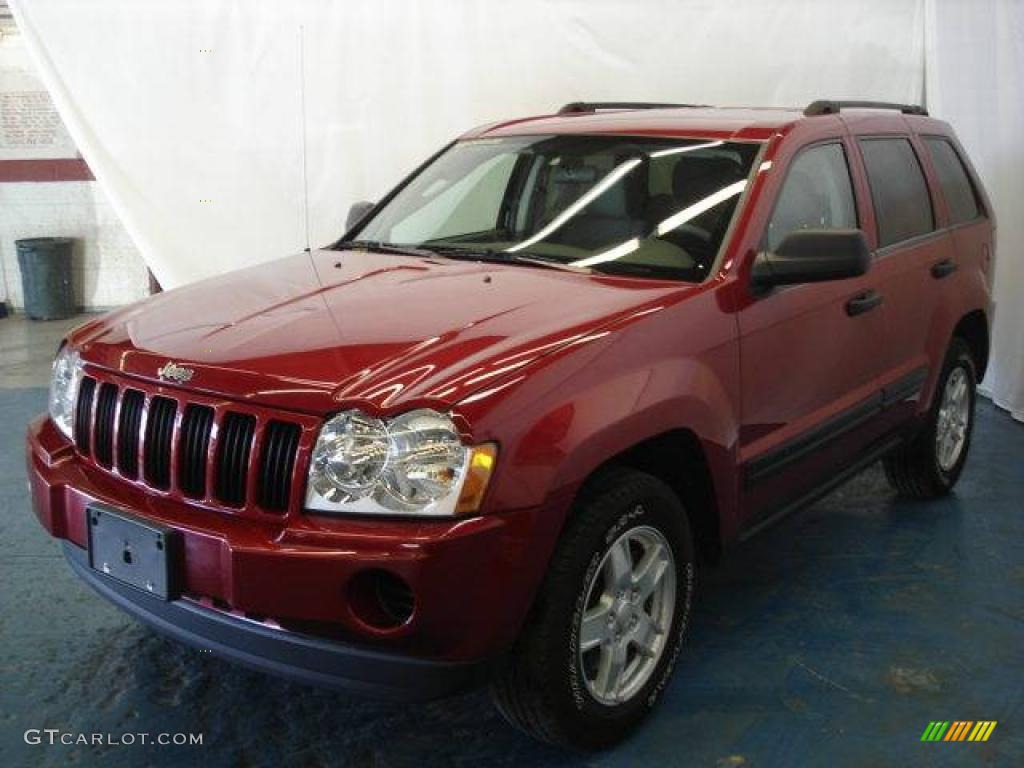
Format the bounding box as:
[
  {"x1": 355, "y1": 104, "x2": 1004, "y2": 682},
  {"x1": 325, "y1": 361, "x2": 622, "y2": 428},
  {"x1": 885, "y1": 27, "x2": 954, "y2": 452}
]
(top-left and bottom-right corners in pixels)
[
  {"x1": 872, "y1": 226, "x2": 945, "y2": 257},
  {"x1": 761, "y1": 139, "x2": 859, "y2": 252},
  {"x1": 857, "y1": 134, "x2": 937, "y2": 249},
  {"x1": 920, "y1": 135, "x2": 987, "y2": 225}
]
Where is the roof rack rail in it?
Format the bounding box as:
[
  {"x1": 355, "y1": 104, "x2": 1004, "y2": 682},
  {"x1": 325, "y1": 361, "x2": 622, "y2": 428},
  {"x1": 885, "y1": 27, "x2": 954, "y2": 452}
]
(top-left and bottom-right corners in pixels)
[
  {"x1": 804, "y1": 100, "x2": 928, "y2": 117},
  {"x1": 558, "y1": 101, "x2": 704, "y2": 114}
]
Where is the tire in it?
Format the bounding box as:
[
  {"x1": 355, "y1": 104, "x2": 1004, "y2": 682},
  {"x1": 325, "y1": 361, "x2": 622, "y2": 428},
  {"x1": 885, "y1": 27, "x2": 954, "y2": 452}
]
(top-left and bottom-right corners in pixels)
[
  {"x1": 490, "y1": 467, "x2": 696, "y2": 750},
  {"x1": 884, "y1": 337, "x2": 977, "y2": 498}
]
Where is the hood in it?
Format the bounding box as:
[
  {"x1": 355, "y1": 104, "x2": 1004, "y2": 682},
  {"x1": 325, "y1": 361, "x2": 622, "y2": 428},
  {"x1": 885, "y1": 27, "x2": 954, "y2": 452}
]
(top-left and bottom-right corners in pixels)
[{"x1": 72, "y1": 249, "x2": 685, "y2": 414}]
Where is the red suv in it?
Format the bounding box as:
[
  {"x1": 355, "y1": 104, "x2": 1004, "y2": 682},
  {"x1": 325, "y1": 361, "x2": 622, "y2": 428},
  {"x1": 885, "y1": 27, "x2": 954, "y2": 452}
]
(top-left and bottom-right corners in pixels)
[{"x1": 28, "y1": 100, "x2": 994, "y2": 749}]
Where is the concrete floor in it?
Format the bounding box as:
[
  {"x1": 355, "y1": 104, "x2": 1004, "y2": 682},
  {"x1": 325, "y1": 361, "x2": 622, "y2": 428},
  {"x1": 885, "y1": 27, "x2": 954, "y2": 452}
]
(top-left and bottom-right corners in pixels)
[{"x1": 2, "y1": 314, "x2": 1022, "y2": 767}]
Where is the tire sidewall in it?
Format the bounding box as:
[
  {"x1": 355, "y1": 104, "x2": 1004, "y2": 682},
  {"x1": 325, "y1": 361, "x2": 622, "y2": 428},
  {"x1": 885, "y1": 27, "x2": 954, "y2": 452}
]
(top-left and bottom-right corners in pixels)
[{"x1": 556, "y1": 480, "x2": 695, "y2": 743}]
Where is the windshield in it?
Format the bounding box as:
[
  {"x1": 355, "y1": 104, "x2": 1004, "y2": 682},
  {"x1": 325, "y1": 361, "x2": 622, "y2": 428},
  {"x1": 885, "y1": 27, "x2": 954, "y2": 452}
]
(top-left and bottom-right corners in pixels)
[{"x1": 347, "y1": 135, "x2": 760, "y2": 281}]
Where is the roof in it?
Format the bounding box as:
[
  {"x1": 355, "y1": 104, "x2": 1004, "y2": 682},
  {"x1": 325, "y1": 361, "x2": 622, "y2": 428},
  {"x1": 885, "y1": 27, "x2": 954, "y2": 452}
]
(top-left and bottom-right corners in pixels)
[{"x1": 463, "y1": 106, "x2": 809, "y2": 143}]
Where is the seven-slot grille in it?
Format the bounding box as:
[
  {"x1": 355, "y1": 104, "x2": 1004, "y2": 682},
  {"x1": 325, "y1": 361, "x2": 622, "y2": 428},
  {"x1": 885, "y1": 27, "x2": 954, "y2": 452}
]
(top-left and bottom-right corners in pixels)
[{"x1": 73, "y1": 373, "x2": 304, "y2": 514}]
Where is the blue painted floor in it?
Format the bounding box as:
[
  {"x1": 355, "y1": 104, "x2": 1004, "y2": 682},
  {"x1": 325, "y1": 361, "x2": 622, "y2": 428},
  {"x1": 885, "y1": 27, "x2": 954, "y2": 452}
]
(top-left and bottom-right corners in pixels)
[{"x1": 2, "y1": 387, "x2": 1021, "y2": 767}]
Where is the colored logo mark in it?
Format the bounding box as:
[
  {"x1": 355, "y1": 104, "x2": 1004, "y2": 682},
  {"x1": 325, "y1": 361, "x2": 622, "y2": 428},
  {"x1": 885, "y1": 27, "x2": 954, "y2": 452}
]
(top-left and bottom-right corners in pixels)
[{"x1": 921, "y1": 721, "x2": 997, "y2": 742}]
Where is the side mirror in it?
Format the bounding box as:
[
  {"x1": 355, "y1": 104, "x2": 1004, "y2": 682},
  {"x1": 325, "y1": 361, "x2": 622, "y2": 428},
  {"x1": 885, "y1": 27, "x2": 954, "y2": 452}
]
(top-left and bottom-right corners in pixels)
[
  {"x1": 752, "y1": 229, "x2": 871, "y2": 288},
  {"x1": 346, "y1": 200, "x2": 375, "y2": 231}
]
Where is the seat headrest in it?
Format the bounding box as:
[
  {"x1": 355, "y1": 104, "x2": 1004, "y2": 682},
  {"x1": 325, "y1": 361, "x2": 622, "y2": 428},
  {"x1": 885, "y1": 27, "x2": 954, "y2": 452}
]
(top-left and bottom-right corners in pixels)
[
  {"x1": 587, "y1": 159, "x2": 647, "y2": 218},
  {"x1": 587, "y1": 177, "x2": 631, "y2": 217},
  {"x1": 551, "y1": 165, "x2": 599, "y2": 185},
  {"x1": 672, "y1": 155, "x2": 744, "y2": 208}
]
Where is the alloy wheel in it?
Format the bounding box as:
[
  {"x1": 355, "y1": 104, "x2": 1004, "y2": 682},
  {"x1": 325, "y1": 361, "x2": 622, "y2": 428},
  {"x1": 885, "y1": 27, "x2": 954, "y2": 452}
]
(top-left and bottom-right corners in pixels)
[
  {"x1": 577, "y1": 520, "x2": 676, "y2": 705},
  {"x1": 936, "y1": 366, "x2": 970, "y2": 472}
]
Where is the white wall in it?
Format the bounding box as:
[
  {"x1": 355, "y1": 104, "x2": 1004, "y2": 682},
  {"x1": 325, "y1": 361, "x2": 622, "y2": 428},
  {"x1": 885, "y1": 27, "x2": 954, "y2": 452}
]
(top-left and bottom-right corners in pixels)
[{"x1": 0, "y1": 27, "x2": 148, "y2": 310}]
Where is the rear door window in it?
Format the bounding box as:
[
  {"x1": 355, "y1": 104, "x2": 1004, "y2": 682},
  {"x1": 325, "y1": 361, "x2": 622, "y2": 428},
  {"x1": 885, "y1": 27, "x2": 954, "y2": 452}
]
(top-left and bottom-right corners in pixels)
[
  {"x1": 923, "y1": 138, "x2": 982, "y2": 225},
  {"x1": 858, "y1": 138, "x2": 935, "y2": 248}
]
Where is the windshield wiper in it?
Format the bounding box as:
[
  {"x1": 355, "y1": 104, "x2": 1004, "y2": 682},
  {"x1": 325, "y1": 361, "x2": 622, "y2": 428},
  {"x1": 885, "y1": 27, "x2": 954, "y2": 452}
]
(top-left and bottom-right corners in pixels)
[
  {"x1": 511, "y1": 252, "x2": 593, "y2": 273},
  {"x1": 340, "y1": 240, "x2": 591, "y2": 273},
  {"x1": 338, "y1": 240, "x2": 437, "y2": 258},
  {"x1": 425, "y1": 246, "x2": 591, "y2": 274}
]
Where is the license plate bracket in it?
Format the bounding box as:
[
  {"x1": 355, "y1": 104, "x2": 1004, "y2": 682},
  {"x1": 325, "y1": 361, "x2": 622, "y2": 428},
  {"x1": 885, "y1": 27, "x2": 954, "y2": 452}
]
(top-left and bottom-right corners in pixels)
[{"x1": 87, "y1": 506, "x2": 180, "y2": 600}]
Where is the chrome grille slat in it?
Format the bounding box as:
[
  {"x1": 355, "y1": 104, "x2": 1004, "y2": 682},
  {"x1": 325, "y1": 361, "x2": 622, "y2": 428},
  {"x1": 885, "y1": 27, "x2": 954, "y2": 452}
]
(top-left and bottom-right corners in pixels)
[
  {"x1": 179, "y1": 404, "x2": 214, "y2": 498},
  {"x1": 258, "y1": 421, "x2": 301, "y2": 512},
  {"x1": 116, "y1": 389, "x2": 145, "y2": 479},
  {"x1": 74, "y1": 377, "x2": 97, "y2": 454},
  {"x1": 215, "y1": 412, "x2": 256, "y2": 506},
  {"x1": 143, "y1": 396, "x2": 176, "y2": 490},
  {"x1": 72, "y1": 370, "x2": 306, "y2": 515},
  {"x1": 93, "y1": 382, "x2": 118, "y2": 467}
]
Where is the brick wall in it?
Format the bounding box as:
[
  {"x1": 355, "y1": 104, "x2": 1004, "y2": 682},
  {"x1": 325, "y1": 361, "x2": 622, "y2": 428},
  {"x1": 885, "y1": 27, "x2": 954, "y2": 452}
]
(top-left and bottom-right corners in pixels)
[{"x1": 0, "y1": 27, "x2": 148, "y2": 310}]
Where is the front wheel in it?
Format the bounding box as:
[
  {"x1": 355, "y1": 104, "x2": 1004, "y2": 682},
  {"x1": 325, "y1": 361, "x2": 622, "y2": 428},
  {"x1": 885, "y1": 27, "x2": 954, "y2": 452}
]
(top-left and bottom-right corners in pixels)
[
  {"x1": 884, "y1": 337, "x2": 977, "y2": 497},
  {"x1": 491, "y1": 468, "x2": 695, "y2": 749}
]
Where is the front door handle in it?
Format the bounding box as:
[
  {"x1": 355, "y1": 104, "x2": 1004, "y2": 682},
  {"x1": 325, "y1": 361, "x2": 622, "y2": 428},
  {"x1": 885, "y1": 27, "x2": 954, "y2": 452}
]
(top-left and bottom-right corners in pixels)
[
  {"x1": 931, "y1": 259, "x2": 958, "y2": 279},
  {"x1": 846, "y1": 289, "x2": 883, "y2": 317}
]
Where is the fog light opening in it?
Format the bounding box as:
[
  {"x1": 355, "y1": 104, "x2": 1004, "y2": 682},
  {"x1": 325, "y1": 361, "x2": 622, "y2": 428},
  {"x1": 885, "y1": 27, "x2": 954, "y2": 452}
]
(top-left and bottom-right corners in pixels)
[{"x1": 348, "y1": 569, "x2": 415, "y2": 630}]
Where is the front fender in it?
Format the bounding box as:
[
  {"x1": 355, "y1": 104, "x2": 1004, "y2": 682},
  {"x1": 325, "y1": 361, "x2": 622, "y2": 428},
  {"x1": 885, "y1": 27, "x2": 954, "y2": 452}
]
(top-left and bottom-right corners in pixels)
[{"x1": 457, "y1": 286, "x2": 741, "y2": 537}]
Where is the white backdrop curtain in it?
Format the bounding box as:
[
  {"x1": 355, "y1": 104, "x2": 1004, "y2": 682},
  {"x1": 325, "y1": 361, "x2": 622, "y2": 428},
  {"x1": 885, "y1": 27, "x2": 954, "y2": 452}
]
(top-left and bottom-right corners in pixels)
[
  {"x1": 7, "y1": 0, "x2": 1022, "y2": 417},
  {"x1": 925, "y1": 0, "x2": 1024, "y2": 421}
]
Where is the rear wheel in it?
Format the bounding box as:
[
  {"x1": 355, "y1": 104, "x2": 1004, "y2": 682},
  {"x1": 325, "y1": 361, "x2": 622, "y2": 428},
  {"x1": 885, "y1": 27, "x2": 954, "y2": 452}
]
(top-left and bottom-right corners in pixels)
[
  {"x1": 884, "y1": 337, "x2": 976, "y2": 497},
  {"x1": 491, "y1": 468, "x2": 695, "y2": 749}
]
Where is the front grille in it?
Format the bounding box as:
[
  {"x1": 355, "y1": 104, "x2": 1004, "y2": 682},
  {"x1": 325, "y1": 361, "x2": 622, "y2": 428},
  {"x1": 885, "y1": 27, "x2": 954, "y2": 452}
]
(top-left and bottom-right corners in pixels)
[{"x1": 73, "y1": 374, "x2": 305, "y2": 515}]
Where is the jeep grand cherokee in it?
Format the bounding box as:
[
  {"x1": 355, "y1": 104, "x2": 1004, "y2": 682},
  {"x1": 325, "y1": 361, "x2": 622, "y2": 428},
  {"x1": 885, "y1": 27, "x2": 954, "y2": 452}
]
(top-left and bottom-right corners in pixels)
[{"x1": 27, "y1": 99, "x2": 994, "y2": 749}]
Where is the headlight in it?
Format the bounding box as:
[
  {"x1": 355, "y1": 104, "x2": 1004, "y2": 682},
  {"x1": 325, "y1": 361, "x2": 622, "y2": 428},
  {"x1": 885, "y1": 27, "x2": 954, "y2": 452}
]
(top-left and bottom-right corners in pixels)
[
  {"x1": 48, "y1": 345, "x2": 83, "y2": 440},
  {"x1": 305, "y1": 409, "x2": 497, "y2": 517}
]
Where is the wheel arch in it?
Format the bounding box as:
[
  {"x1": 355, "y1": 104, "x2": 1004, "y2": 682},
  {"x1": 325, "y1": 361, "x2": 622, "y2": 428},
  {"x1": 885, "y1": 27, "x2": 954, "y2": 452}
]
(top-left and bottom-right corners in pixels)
[
  {"x1": 952, "y1": 309, "x2": 989, "y2": 380},
  {"x1": 596, "y1": 429, "x2": 723, "y2": 565}
]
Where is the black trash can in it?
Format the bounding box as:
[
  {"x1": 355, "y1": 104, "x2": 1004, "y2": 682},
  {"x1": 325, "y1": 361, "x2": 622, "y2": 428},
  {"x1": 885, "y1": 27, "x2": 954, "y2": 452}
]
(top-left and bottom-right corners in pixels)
[{"x1": 16, "y1": 238, "x2": 75, "y2": 320}]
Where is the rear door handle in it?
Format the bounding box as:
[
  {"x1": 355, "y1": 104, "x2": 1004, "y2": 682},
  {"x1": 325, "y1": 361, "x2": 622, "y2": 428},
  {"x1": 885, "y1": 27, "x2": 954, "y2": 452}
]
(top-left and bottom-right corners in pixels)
[
  {"x1": 931, "y1": 259, "x2": 958, "y2": 279},
  {"x1": 846, "y1": 289, "x2": 883, "y2": 317}
]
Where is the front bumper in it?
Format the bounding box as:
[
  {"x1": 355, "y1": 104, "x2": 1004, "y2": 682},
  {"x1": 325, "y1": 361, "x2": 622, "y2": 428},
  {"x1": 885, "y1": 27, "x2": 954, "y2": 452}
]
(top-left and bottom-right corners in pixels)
[
  {"x1": 28, "y1": 415, "x2": 555, "y2": 697},
  {"x1": 61, "y1": 541, "x2": 493, "y2": 700}
]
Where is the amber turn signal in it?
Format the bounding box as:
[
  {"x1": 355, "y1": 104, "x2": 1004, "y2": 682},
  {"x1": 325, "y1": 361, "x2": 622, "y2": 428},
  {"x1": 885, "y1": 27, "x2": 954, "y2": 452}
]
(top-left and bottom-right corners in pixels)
[{"x1": 455, "y1": 443, "x2": 499, "y2": 514}]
